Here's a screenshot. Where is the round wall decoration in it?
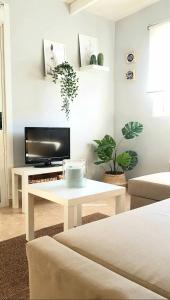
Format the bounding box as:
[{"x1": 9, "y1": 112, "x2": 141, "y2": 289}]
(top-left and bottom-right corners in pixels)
[
  {"x1": 125, "y1": 70, "x2": 135, "y2": 80},
  {"x1": 126, "y1": 51, "x2": 135, "y2": 64}
]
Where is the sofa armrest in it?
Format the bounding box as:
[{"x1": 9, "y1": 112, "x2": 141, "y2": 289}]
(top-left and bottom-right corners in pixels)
[{"x1": 26, "y1": 236, "x2": 166, "y2": 300}]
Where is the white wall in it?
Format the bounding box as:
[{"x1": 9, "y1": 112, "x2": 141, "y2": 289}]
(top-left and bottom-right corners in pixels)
[
  {"x1": 7, "y1": 0, "x2": 115, "y2": 179},
  {"x1": 115, "y1": 0, "x2": 170, "y2": 178}
]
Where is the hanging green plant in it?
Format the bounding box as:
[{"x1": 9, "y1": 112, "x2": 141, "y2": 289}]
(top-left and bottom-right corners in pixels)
[{"x1": 52, "y1": 61, "x2": 79, "y2": 119}]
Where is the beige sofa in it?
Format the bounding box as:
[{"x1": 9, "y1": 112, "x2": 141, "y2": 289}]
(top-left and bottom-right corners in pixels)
[
  {"x1": 128, "y1": 172, "x2": 170, "y2": 209},
  {"x1": 27, "y1": 199, "x2": 170, "y2": 300}
]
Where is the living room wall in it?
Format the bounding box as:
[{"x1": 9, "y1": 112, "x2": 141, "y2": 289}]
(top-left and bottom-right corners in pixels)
[
  {"x1": 7, "y1": 0, "x2": 115, "y2": 179},
  {"x1": 115, "y1": 0, "x2": 170, "y2": 178}
]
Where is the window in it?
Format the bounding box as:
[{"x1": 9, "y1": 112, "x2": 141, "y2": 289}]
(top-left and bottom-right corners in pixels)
[{"x1": 148, "y1": 22, "x2": 170, "y2": 117}]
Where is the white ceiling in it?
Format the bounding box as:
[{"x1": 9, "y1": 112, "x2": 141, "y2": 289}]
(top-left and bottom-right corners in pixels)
[{"x1": 65, "y1": 0, "x2": 160, "y2": 21}]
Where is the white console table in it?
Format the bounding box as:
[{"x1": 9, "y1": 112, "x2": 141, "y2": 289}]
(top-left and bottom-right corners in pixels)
[{"x1": 12, "y1": 166, "x2": 63, "y2": 213}]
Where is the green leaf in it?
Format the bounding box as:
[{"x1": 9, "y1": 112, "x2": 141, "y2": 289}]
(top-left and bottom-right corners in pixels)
[
  {"x1": 97, "y1": 148, "x2": 112, "y2": 161},
  {"x1": 116, "y1": 152, "x2": 131, "y2": 168},
  {"x1": 122, "y1": 122, "x2": 143, "y2": 139},
  {"x1": 122, "y1": 151, "x2": 138, "y2": 171},
  {"x1": 94, "y1": 161, "x2": 105, "y2": 165},
  {"x1": 94, "y1": 135, "x2": 116, "y2": 166},
  {"x1": 102, "y1": 135, "x2": 116, "y2": 148},
  {"x1": 94, "y1": 140, "x2": 101, "y2": 145}
]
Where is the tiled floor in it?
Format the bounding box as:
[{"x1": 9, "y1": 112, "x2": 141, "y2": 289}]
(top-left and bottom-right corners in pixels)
[{"x1": 0, "y1": 195, "x2": 130, "y2": 242}]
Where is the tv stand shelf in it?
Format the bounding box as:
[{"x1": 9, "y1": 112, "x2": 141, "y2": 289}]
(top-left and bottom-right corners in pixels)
[
  {"x1": 29, "y1": 172, "x2": 63, "y2": 184},
  {"x1": 12, "y1": 166, "x2": 63, "y2": 213}
]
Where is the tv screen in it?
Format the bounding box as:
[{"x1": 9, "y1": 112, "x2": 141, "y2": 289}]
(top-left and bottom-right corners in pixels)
[{"x1": 25, "y1": 127, "x2": 70, "y2": 166}]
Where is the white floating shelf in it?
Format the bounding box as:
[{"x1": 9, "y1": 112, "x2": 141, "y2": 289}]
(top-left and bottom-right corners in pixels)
[{"x1": 80, "y1": 65, "x2": 109, "y2": 72}]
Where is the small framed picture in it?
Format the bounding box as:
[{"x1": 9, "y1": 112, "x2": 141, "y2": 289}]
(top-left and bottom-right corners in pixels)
[
  {"x1": 126, "y1": 51, "x2": 135, "y2": 64},
  {"x1": 79, "y1": 34, "x2": 99, "y2": 67},
  {"x1": 125, "y1": 70, "x2": 136, "y2": 80},
  {"x1": 43, "y1": 40, "x2": 66, "y2": 76}
]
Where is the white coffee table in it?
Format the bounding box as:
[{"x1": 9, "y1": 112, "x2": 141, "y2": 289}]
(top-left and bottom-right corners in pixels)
[{"x1": 26, "y1": 179, "x2": 126, "y2": 241}]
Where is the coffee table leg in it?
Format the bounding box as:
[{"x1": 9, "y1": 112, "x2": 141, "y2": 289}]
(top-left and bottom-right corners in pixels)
[
  {"x1": 64, "y1": 205, "x2": 75, "y2": 231},
  {"x1": 26, "y1": 194, "x2": 34, "y2": 241},
  {"x1": 115, "y1": 194, "x2": 126, "y2": 214},
  {"x1": 76, "y1": 204, "x2": 82, "y2": 226}
]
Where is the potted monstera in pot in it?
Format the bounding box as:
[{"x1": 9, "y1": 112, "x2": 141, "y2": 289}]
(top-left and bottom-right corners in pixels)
[{"x1": 94, "y1": 122, "x2": 143, "y2": 186}]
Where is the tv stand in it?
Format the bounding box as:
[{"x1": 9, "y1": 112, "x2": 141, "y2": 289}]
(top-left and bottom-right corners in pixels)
[
  {"x1": 34, "y1": 162, "x2": 63, "y2": 168},
  {"x1": 12, "y1": 166, "x2": 63, "y2": 213}
]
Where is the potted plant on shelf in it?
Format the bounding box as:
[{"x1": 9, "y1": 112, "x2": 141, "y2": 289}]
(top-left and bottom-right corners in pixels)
[
  {"x1": 94, "y1": 121, "x2": 143, "y2": 186},
  {"x1": 52, "y1": 61, "x2": 79, "y2": 120}
]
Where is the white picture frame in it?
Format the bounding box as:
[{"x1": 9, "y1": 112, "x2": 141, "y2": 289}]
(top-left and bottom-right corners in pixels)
[
  {"x1": 43, "y1": 40, "x2": 66, "y2": 76},
  {"x1": 79, "y1": 34, "x2": 99, "y2": 67}
]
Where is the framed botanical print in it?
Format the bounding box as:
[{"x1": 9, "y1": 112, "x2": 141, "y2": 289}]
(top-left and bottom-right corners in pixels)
[{"x1": 43, "y1": 40, "x2": 66, "y2": 76}]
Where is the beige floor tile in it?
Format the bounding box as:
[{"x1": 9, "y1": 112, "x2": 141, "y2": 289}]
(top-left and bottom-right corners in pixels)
[{"x1": 0, "y1": 195, "x2": 130, "y2": 242}]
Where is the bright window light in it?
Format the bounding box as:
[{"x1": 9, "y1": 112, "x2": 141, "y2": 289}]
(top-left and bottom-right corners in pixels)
[{"x1": 148, "y1": 22, "x2": 170, "y2": 117}]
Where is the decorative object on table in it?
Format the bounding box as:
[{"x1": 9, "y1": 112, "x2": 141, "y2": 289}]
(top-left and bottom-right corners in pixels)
[
  {"x1": 63, "y1": 160, "x2": 86, "y2": 188},
  {"x1": 79, "y1": 34, "x2": 99, "y2": 67},
  {"x1": 43, "y1": 40, "x2": 66, "y2": 76},
  {"x1": 126, "y1": 51, "x2": 135, "y2": 64},
  {"x1": 93, "y1": 121, "x2": 143, "y2": 186},
  {"x1": 125, "y1": 70, "x2": 135, "y2": 80},
  {"x1": 90, "y1": 54, "x2": 97, "y2": 65},
  {"x1": 97, "y1": 53, "x2": 104, "y2": 66},
  {"x1": 52, "y1": 62, "x2": 79, "y2": 119}
]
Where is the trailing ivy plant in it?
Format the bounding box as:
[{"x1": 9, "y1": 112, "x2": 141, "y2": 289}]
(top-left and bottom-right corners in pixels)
[
  {"x1": 94, "y1": 121, "x2": 143, "y2": 174},
  {"x1": 52, "y1": 61, "x2": 79, "y2": 119}
]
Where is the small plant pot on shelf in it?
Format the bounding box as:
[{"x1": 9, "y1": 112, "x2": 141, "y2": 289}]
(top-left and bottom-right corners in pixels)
[{"x1": 103, "y1": 172, "x2": 127, "y2": 187}]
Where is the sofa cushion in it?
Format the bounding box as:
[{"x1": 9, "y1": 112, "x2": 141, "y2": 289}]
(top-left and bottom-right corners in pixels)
[
  {"x1": 130, "y1": 195, "x2": 156, "y2": 209},
  {"x1": 128, "y1": 172, "x2": 170, "y2": 201},
  {"x1": 54, "y1": 200, "x2": 170, "y2": 299},
  {"x1": 27, "y1": 237, "x2": 165, "y2": 300}
]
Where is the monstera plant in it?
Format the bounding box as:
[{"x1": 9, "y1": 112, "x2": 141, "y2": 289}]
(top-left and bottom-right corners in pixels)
[{"x1": 94, "y1": 122, "x2": 143, "y2": 185}]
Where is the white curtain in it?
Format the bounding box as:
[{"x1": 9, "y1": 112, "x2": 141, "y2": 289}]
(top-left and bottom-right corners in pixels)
[{"x1": 148, "y1": 22, "x2": 170, "y2": 116}]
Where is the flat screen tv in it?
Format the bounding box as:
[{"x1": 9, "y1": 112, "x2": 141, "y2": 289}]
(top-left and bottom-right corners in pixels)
[{"x1": 25, "y1": 127, "x2": 70, "y2": 167}]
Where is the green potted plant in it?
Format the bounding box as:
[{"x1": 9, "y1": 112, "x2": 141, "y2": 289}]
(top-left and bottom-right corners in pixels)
[
  {"x1": 94, "y1": 121, "x2": 143, "y2": 186},
  {"x1": 52, "y1": 61, "x2": 79, "y2": 120}
]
